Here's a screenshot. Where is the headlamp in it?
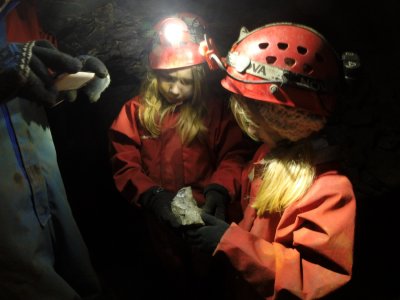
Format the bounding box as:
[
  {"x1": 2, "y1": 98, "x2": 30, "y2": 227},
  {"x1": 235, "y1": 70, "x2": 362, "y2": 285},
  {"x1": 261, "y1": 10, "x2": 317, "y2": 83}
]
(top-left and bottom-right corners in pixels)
[
  {"x1": 149, "y1": 15, "x2": 206, "y2": 69},
  {"x1": 158, "y1": 18, "x2": 189, "y2": 46},
  {"x1": 163, "y1": 24, "x2": 184, "y2": 45}
]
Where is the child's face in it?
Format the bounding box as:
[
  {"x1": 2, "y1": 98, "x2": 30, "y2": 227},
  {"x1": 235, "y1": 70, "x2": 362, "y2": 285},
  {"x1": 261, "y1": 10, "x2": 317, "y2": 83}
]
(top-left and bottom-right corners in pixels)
[{"x1": 157, "y1": 68, "x2": 194, "y2": 105}]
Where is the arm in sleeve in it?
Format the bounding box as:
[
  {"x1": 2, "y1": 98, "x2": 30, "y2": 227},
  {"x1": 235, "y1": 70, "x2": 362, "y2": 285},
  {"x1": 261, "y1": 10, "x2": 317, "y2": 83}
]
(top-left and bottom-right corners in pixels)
[
  {"x1": 109, "y1": 98, "x2": 157, "y2": 204},
  {"x1": 207, "y1": 100, "x2": 256, "y2": 200},
  {"x1": 215, "y1": 174, "x2": 356, "y2": 299}
]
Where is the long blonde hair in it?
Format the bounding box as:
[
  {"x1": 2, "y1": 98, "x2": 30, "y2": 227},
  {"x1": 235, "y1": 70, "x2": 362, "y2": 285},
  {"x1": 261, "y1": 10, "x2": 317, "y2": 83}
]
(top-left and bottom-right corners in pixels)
[
  {"x1": 252, "y1": 144, "x2": 316, "y2": 215},
  {"x1": 230, "y1": 95, "x2": 317, "y2": 215},
  {"x1": 138, "y1": 64, "x2": 208, "y2": 145}
]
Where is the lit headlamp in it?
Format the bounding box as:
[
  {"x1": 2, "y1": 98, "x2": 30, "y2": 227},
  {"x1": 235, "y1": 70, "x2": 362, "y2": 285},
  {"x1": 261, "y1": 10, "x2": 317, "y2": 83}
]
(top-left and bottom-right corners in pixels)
[
  {"x1": 158, "y1": 18, "x2": 190, "y2": 46},
  {"x1": 149, "y1": 15, "x2": 206, "y2": 69}
]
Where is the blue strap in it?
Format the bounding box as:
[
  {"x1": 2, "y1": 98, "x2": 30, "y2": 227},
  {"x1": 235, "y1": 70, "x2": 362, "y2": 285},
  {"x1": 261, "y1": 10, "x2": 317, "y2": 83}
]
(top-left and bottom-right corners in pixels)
[{"x1": 0, "y1": 104, "x2": 29, "y2": 178}]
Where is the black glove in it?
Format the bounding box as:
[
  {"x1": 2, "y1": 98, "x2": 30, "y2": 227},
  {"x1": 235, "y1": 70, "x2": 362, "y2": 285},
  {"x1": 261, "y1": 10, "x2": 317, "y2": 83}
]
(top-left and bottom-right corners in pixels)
[
  {"x1": 63, "y1": 55, "x2": 110, "y2": 103},
  {"x1": 186, "y1": 212, "x2": 229, "y2": 253},
  {"x1": 0, "y1": 40, "x2": 82, "y2": 105},
  {"x1": 203, "y1": 184, "x2": 230, "y2": 221},
  {"x1": 139, "y1": 187, "x2": 180, "y2": 228}
]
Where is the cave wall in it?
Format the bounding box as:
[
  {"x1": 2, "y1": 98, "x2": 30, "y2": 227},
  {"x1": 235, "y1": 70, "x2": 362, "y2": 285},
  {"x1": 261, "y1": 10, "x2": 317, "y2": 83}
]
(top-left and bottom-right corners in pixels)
[
  {"x1": 36, "y1": 0, "x2": 399, "y2": 299},
  {"x1": 40, "y1": 0, "x2": 399, "y2": 198}
]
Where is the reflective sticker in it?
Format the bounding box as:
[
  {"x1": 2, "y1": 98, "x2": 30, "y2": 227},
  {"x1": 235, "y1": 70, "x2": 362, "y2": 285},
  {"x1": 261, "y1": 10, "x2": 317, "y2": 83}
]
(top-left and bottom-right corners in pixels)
[{"x1": 227, "y1": 51, "x2": 285, "y2": 83}]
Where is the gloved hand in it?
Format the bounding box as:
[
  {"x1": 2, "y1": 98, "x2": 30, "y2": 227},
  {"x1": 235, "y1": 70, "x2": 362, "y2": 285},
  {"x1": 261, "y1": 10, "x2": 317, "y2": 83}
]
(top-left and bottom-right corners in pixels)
[
  {"x1": 185, "y1": 212, "x2": 229, "y2": 253},
  {"x1": 0, "y1": 40, "x2": 82, "y2": 106},
  {"x1": 62, "y1": 55, "x2": 111, "y2": 103},
  {"x1": 139, "y1": 187, "x2": 180, "y2": 228},
  {"x1": 202, "y1": 184, "x2": 230, "y2": 221}
]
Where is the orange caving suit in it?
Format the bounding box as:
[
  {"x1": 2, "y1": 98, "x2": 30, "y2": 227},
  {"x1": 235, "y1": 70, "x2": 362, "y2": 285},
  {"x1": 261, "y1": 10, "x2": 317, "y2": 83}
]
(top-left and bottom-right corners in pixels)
[
  {"x1": 216, "y1": 143, "x2": 356, "y2": 300},
  {"x1": 110, "y1": 95, "x2": 253, "y2": 208}
]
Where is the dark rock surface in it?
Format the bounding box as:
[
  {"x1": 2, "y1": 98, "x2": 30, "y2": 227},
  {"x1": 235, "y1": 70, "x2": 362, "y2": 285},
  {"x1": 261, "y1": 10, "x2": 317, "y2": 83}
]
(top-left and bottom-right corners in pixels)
[{"x1": 35, "y1": 1, "x2": 399, "y2": 299}]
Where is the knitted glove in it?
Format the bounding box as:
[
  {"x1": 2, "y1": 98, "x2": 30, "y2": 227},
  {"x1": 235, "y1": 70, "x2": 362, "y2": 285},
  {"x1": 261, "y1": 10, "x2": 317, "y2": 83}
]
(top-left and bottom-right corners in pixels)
[
  {"x1": 61, "y1": 55, "x2": 110, "y2": 103},
  {"x1": 139, "y1": 187, "x2": 180, "y2": 228},
  {"x1": 0, "y1": 40, "x2": 82, "y2": 105},
  {"x1": 202, "y1": 184, "x2": 230, "y2": 221},
  {"x1": 185, "y1": 212, "x2": 229, "y2": 253}
]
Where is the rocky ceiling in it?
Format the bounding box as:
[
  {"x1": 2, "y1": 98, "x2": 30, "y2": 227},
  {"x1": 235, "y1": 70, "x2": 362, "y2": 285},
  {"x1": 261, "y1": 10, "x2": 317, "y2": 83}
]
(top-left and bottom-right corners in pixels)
[{"x1": 38, "y1": 0, "x2": 378, "y2": 88}]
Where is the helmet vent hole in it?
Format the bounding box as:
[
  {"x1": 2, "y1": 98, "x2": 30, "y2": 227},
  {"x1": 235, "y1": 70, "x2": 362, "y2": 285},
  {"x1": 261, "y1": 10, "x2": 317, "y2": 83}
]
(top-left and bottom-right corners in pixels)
[
  {"x1": 315, "y1": 53, "x2": 324, "y2": 62},
  {"x1": 284, "y1": 57, "x2": 295, "y2": 67},
  {"x1": 297, "y1": 46, "x2": 307, "y2": 55},
  {"x1": 277, "y1": 43, "x2": 288, "y2": 50},
  {"x1": 259, "y1": 43, "x2": 269, "y2": 49},
  {"x1": 266, "y1": 56, "x2": 277, "y2": 64},
  {"x1": 303, "y1": 64, "x2": 313, "y2": 74}
]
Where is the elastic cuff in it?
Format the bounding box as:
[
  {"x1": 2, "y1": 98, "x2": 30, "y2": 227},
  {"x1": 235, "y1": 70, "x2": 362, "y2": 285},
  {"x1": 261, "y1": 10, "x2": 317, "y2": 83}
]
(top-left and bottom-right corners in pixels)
[
  {"x1": 204, "y1": 183, "x2": 229, "y2": 198},
  {"x1": 139, "y1": 186, "x2": 163, "y2": 206}
]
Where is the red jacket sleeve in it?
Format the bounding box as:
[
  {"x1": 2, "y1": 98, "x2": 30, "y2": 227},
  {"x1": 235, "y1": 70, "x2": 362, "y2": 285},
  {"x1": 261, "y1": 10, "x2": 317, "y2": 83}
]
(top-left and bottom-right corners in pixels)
[
  {"x1": 109, "y1": 97, "x2": 157, "y2": 204},
  {"x1": 215, "y1": 173, "x2": 356, "y2": 299},
  {"x1": 6, "y1": 1, "x2": 57, "y2": 45},
  {"x1": 206, "y1": 98, "x2": 255, "y2": 200}
]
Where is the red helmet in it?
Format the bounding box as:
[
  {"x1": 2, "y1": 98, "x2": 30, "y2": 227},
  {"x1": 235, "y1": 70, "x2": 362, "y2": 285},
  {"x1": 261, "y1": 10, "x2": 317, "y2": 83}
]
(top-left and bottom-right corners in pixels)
[
  {"x1": 149, "y1": 13, "x2": 206, "y2": 69},
  {"x1": 221, "y1": 23, "x2": 341, "y2": 116}
]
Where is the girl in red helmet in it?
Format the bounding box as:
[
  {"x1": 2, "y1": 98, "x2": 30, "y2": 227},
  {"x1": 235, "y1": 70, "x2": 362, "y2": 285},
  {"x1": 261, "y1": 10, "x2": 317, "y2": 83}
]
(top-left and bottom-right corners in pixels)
[
  {"x1": 186, "y1": 23, "x2": 356, "y2": 299},
  {"x1": 109, "y1": 13, "x2": 255, "y2": 299}
]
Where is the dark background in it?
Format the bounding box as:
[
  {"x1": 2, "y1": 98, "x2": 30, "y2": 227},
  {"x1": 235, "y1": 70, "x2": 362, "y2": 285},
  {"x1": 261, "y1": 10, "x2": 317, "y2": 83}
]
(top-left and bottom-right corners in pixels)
[{"x1": 35, "y1": 0, "x2": 400, "y2": 299}]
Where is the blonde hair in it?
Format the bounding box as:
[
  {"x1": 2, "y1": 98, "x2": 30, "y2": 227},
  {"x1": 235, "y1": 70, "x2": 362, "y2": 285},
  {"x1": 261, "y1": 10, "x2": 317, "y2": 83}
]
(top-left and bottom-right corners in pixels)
[
  {"x1": 138, "y1": 64, "x2": 208, "y2": 145},
  {"x1": 229, "y1": 95, "x2": 259, "y2": 141},
  {"x1": 253, "y1": 144, "x2": 316, "y2": 215},
  {"x1": 230, "y1": 94, "x2": 318, "y2": 215}
]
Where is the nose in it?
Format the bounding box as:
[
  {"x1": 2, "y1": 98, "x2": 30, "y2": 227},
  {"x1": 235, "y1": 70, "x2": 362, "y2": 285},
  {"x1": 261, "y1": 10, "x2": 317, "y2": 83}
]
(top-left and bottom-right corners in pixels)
[{"x1": 169, "y1": 82, "x2": 180, "y2": 96}]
